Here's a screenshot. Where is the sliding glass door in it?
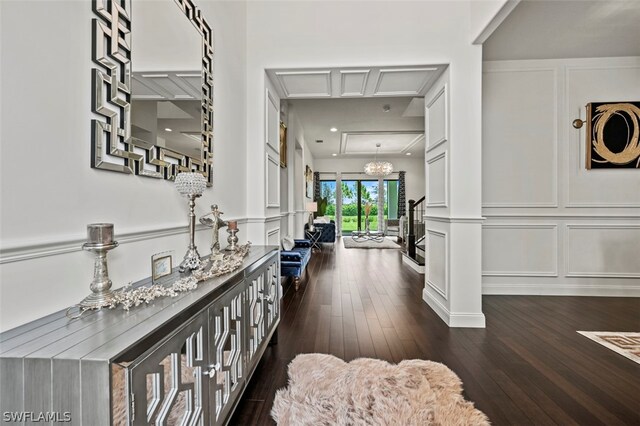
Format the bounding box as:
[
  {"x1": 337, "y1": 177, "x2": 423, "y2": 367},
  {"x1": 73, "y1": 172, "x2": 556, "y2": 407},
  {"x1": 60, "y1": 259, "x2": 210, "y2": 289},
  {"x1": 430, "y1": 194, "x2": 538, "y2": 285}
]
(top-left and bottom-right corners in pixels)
[
  {"x1": 341, "y1": 180, "x2": 358, "y2": 234},
  {"x1": 319, "y1": 180, "x2": 337, "y2": 222},
  {"x1": 358, "y1": 180, "x2": 379, "y2": 232}
]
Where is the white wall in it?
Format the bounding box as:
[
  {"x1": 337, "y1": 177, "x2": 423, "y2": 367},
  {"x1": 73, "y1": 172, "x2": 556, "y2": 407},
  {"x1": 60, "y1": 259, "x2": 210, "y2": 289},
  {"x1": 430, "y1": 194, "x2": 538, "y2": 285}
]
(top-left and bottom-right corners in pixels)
[
  {"x1": 482, "y1": 56, "x2": 640, "y2": 296},
  {"x1": 314, "y1": 157, "x2": 426, "y2": 205},
  {"x1": 0, "y1": 0, "x2": 247, "y2": 331},
  {"x1": 245, "y1": 1, "x2": 485, "y2": 327}
]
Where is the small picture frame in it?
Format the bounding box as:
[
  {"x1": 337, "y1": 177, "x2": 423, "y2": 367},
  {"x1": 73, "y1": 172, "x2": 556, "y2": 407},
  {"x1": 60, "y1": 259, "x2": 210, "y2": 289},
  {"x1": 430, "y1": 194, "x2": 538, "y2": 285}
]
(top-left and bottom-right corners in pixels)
[{"x1": 151, "y1": 252, "x2": 173, "y2": 283}]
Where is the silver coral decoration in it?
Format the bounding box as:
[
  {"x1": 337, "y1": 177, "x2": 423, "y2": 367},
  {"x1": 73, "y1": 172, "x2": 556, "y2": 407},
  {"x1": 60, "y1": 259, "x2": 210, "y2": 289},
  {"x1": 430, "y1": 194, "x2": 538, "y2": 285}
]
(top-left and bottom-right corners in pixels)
[{"x1": 67, "y1": 243, "x2": 252, "y2": 317}]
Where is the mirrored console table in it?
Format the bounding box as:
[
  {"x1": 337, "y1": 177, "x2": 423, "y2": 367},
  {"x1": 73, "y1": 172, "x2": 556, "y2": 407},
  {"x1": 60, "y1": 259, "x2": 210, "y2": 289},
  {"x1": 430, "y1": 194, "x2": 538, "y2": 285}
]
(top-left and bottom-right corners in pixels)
[{"x1": 0, "y1": 246, "x2": 280, "y2": 425}]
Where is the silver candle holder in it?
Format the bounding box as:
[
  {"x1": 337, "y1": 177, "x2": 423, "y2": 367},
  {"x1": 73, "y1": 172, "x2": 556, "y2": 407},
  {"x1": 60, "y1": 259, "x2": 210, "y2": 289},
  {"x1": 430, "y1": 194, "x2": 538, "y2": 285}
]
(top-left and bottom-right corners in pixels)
[
  {"x1": 175, "y1": 172, "x2": 207, "y2": 272},
  {"x1": 225, "y1": 225, "x2": 239, "y2": 252},
  {"x1": 79, "y1": 223, "x2": 118, "y2": 310}
]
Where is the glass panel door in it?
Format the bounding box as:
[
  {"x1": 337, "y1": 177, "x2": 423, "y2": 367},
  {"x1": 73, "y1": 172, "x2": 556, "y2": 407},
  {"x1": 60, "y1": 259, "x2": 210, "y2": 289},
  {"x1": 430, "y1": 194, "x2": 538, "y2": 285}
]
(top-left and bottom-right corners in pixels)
[
  {"x1": 359, "y1": 180, "x2": 379, "y2": 232},
  {"x1": 384, "y1": 180, "x2": 399, "y2": 221},
  {"x1": 319, "y1": 180, "x2": 336, "y2": 222},
  {"x1": 341, "y1": 180, "x2": 358, "y2": 234}
]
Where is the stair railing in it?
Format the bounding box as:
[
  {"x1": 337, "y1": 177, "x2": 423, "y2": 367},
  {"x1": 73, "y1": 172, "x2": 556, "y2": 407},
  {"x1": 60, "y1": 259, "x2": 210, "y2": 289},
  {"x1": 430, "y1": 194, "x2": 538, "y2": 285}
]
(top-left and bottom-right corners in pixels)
[{"x1": 407, "y1": 196, "x2": 425, "y2": 258}]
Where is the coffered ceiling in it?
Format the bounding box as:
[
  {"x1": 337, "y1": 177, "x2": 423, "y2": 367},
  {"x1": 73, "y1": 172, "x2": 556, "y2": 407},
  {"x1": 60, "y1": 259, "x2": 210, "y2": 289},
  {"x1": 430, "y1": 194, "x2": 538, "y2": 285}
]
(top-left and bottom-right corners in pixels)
[
  {"x1": 288, "y1": 97, "x2": 425, "y2": 159},
  {"x1": 267, "y1": 65, "x2": 447, "y2": 99}
]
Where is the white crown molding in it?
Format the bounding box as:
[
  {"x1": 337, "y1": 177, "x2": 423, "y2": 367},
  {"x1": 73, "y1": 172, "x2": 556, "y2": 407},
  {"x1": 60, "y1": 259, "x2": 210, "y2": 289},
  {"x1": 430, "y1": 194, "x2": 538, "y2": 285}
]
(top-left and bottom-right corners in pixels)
[{"x1": 472, "y1": 0, "x2": 521, "y2": 45}]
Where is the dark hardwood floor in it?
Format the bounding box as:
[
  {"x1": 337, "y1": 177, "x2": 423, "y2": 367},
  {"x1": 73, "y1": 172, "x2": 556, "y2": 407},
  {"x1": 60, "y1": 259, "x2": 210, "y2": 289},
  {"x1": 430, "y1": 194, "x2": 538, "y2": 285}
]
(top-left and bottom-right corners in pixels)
[{"x1": 231, "y1": 238, "x2": 640, "y2": 425}]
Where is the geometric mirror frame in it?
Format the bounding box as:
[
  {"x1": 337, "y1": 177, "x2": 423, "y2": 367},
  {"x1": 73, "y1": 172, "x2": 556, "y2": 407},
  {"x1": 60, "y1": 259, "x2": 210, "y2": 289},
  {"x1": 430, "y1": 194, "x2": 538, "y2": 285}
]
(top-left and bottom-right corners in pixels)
[{"x1": 90, "y1": 0, "x2": 214, "y2": 185}]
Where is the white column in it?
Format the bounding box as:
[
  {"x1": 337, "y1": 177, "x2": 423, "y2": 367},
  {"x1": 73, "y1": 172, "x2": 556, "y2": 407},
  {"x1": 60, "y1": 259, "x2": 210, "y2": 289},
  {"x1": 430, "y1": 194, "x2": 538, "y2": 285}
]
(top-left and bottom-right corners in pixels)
[
  {"x1": 378, "y1": 178, "x2": 385, "y2": 232},
  {"x1": 422, "y1": 62, "x2": 485, "y2": 328},
  {"x1": 335, "y1": 173, "x2": 342, "y2": 236}
]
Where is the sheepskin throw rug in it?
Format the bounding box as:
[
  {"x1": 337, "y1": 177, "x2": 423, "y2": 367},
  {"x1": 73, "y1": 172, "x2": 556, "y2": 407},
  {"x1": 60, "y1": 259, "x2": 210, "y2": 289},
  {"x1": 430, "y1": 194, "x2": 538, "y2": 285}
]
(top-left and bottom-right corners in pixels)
[{"x1": 272, "y1": 354, "x2": 489, "y2": 425}]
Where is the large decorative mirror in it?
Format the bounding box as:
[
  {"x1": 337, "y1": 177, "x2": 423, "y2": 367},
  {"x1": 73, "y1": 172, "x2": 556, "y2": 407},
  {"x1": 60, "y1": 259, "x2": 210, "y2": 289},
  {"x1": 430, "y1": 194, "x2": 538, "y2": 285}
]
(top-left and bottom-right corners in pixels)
[{"x1": 90, "y1": 0, "x2": 213, "y2": 184}]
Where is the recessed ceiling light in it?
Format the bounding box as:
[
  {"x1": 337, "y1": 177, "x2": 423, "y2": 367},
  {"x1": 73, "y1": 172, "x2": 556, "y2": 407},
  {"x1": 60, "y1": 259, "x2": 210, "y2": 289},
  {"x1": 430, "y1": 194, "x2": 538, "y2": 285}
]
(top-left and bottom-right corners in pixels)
[
  {"x1": 165, "y1": 128, "x2": 172, "y2": 132},
  {"x1": 332, "y1": 153, "x2": 337, "y2": 157},
  {"x1": 406, "y1": 152, "x2": 412, "y2": 156},
  {"x1": 330, "y1": 127, "x2": 338, "y2": 132}
]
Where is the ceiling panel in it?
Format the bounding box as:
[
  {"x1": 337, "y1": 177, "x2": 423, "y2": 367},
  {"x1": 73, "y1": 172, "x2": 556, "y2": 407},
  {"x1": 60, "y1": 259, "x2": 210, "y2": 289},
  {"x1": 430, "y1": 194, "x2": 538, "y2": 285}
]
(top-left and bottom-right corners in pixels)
[
  {"x1": 373, "y1": 68, "x2": 438, "y2": 96},
  {"x1": 341, "y1": 132, "x2": 424, "y2": 155},
  {"x1": 266, "y1": 65, "x2": 446, "y2": 99},
  {"x1": 275, "y1": 71, "x2": 332, "y2": 98},
  {"x1": 340, "y1": 70, "x2": 369, "y2": 96}
]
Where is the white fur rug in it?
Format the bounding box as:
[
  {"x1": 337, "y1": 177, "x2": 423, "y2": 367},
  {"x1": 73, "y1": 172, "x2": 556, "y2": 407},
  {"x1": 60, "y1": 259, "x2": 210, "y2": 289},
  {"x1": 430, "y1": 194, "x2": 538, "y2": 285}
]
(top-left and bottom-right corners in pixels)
[
  {"x1": 342, "y1": 236, "x2": 400, "y2": 249},
  {"x1": 272, "y1": 354, "x2": 489, "y2": 425}
]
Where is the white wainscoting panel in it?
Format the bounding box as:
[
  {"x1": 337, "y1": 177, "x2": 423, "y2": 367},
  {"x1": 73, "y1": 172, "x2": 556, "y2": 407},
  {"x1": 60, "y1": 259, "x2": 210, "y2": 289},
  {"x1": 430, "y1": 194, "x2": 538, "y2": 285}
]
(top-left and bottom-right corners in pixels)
[
  {"x1": 565, "y1": 64, "x2": 640, "y2": 207},
  {"x1": 482, "y1": 224, "x2": 558, "y2": 276},
  {"x1": 266, "y1": 227, "x2": 281, "y2": 247},
  {"x1": 266, "y1": 88, "x2": 280, "y2": 153},
  {"x1": 566, "y1": 224, "x2": 640, "y2": 278},
  {"x1": 266, "y1": 153, "x2": 280, "y2": 208},
  {"x1": 426, "y1": 151, "x2": 448, "y2": 207},
  {"x1": 482, "y1": 68, "x2": 557, "y2": 207},
  {"x1": 426, "y1": 229, "x2": 448, "y2": 299},
  {"x1": 426, "y1": 84, "x2": 448, "y2": 152}
]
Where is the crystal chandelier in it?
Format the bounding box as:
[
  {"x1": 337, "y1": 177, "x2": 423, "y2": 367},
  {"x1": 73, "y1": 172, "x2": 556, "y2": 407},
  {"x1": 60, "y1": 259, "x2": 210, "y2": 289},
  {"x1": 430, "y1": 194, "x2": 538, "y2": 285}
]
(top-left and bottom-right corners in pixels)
[{"x1": 364, "y1": 143, "x2": 393, "y2": 176}]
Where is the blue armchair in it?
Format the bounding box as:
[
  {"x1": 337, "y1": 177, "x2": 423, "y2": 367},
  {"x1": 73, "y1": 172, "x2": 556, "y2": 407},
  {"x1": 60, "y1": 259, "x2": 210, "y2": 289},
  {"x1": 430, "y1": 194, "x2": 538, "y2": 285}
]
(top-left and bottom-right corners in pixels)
[
  {"x1": 304, "y1": 220, "x2": 336, "y2": 244},
  {"x1": 280, "y1": 239, "x2": 312, "y2": 291}
]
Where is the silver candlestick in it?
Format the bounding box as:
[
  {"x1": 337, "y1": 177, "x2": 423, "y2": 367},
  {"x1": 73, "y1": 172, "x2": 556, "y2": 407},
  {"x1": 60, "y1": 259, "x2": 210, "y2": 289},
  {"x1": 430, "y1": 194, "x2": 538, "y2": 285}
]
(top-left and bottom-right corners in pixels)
[
  {"x1": 175, "y1": 172, "x2": 207, "y2": 273},
  {"x1": 225, "y1": 228, "x2": 239, "y2": 252},
  {"x1": 79, "y1": 223, "x2": 118, "y2": 309}
]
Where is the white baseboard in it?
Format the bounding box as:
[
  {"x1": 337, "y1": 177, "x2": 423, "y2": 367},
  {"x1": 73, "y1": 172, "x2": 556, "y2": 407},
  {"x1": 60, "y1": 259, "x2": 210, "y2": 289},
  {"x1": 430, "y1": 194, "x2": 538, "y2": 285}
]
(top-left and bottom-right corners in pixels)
[
  {"x1": 422, "y1": 289, "x2": 486, "y2": 328},
  {"x1": 402, "y1": 254, "x2": 425, "y2": 274},
  {"x1": 482, "y1": 283, "x2": 640, "y2": 297}
]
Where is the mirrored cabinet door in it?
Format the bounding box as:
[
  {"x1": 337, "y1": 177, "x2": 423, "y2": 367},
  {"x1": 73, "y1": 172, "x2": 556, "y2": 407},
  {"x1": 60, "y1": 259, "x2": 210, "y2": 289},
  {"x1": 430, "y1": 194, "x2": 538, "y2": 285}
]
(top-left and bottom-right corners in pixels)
[
  {"x1": 245, "y1": 269, "x2": 266, "y2": 371},
  {"x1": 125, "y1": 313, "x2": 209, "y2": 426},
  {"x1": 207, "y1": 284, "x2": 245, "y2": 424},
  {"x1": 264, "y1": 261, "x2": 280, "y2": 337}
]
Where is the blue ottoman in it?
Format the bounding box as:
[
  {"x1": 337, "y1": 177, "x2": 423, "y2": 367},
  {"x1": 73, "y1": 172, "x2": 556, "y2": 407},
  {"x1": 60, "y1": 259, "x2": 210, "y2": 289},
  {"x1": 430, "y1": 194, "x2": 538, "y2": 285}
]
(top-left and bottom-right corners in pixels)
[{"x1": 281, "y1": 239, "x2": 312, "y2": 291}]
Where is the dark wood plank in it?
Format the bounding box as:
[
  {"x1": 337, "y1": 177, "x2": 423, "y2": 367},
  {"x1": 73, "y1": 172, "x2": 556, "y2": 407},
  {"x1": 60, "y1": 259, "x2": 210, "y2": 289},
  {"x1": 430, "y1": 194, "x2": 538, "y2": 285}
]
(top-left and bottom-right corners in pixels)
[{"x1": 231, "y1": 240, "x2": 640, "y2": 426}]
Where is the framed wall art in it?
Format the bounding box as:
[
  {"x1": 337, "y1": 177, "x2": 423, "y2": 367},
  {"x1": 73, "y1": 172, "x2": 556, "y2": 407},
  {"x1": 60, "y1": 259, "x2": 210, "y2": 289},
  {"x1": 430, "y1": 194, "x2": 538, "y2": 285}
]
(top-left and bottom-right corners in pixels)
[
  {"x1": 585, "y1": 102, "x2": 640, "y2": 169},
  {"x1": 279, "y1": 121, "x2": 287, "y2": 168},
  {"x1": 305, "y1": 165, "x2": 313, "y2": 199}
]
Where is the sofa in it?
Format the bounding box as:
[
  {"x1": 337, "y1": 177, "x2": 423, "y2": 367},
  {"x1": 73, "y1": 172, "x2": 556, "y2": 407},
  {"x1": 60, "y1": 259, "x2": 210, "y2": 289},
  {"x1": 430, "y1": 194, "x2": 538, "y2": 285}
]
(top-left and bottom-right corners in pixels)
[
  {"x1": 304, "y1": 220, "x2": 336, "y2": 244},
  {"x1": 280, "y1": 239, "x2": 312, "y2": 291}
]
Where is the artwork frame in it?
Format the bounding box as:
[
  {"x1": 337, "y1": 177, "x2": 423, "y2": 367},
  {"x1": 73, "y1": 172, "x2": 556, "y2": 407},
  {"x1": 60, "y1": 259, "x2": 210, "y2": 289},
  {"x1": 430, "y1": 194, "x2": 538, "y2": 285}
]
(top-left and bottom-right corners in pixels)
[
  {"x1": 279, "y1": 121, "x2": 287, "y2": 168},
  {"x1": 305, "y1": 165, "x2": 313, "y2": 199},
  {"x1": 151, "y1": 252, "x2": 173, "y2": 283},
  {"x1": 585, "y1": 101, "x2": 640, "y2": 169}
]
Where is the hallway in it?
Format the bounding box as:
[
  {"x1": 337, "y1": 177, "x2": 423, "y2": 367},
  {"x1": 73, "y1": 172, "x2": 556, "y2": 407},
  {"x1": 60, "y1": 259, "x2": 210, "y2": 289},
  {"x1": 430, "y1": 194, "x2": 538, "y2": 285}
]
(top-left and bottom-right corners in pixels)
[{"x1": 232, "y1": 240, "x2": 640, "y2": 425}]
